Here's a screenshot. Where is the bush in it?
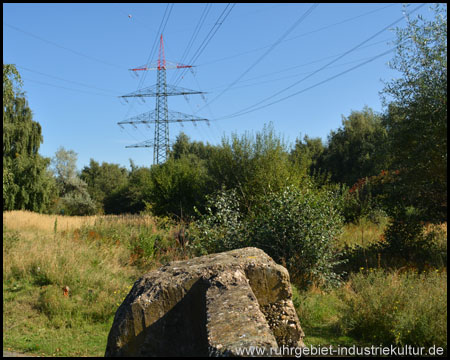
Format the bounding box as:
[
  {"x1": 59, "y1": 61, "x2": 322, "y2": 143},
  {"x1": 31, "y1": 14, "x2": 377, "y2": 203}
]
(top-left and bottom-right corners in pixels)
[
  {"x1": 188, "y1": 188, "x2": 249, "y2": 256},
  {"x1": 148, "y1": 155, "x2": 212, "y2": 219},
  {"x1": 338, "y1": 269, "x2": 447, "y2": 350},
  {"x1": 249, "y1": 185, "x2": 345, "y2": 289},
  {"x1": 381, "y1": 208, "x2": 447, "y2": 268},
  {"x1": 190, "y1": 183, "x2": 345, "y2": 289}
]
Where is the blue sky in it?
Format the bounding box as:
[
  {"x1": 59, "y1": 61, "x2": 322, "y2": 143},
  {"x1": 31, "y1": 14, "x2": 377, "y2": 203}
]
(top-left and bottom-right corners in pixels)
[{"x1": 3, "y1": 3, "x2": 436, "y2": 171}]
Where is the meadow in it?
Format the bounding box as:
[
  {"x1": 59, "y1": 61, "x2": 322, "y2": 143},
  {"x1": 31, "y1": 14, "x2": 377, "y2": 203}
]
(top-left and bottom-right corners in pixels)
[{"x1": 3, "y1": 210, "x2": 447, "y2": 356}]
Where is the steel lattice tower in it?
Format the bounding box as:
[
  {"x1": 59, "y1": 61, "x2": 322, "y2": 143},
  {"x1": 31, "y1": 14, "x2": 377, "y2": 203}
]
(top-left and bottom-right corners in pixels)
[{"x1": 119, "y1": 34, "x2": 208, "y2": 165}]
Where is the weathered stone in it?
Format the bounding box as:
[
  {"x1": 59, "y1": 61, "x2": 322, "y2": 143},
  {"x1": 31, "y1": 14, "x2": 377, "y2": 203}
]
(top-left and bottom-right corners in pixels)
[{"x1": 105, "y1": 247, "x2": 305, "y2": 357}]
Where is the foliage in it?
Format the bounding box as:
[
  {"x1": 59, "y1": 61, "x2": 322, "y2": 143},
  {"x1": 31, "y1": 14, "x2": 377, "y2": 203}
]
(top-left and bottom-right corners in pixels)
[
  {"x1": 338, "y1": 269, "x2": 447, "y2": 350},
  {"x1": 3, "y1": 64, "x2": 56, "y2": 212},
  {"x1": 380, "y1": 5, "x2": 447, "y2": 222},
  {"x1": 319, "y1": 106, "x2": 388, "y2": 187},
  {"x1": 170, "y1": 132, "x2": 217, "y2": 161},
  {"x1": 140, "y1": 124, "x2": 305, "y2": 219},
  {"x1": 80, "y1": 159, "x2": 129, "y2": 214},
  {"x1": 190, "y1": 183, "x2": 345, "y2": 289},
  {"x1": 188, "y1": 188, "x2": 248, "y2": 256},
  {"x1": 206, "y1": 123, "x2": 305, "y2": 213},
  {"x1": 290, "y1": 134, "x2": 325, "y2": 177},
  {"x1": 147, "y1": 155, "x2": 212, "y2": 219},
  {"x1": 51, "y1": 147, "x2": 95, "y2": 216},
  {"x1": 249, "y1": 184, "x2": 345, "y2": 289}
]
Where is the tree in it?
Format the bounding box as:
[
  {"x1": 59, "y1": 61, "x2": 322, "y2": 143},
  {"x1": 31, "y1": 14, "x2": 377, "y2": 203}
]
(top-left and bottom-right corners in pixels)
[
  {"x1": 206, "y1": 123, "x2": 305, "y2": 212},
  {"x1": 3, "y1": 64, "x2": 56, "y2": 212},
  {"x1": 148, "y1": 155, "x2": 212, "y2": 219},
  {"x1": 103, "y1": 165, "x2": 153, "y2": 214},
  {"x1": 381, "y1": 4, "x2": 447, "y2": 221},
  {"x1": 290, "y1": 134, "x2": 325, "y2": 177},
  {"x1": 170, "y1": 131, "x2": 217, "y2": 161},
  {"x1": 51, "y1": 147, "x2": 95, "y2": 215},
  {"x1": 80, "y1": 159, "x2": 129, "y2": 213},
  {"x1": 320, "y1": 106, "x2": 388, "y2": 186}
]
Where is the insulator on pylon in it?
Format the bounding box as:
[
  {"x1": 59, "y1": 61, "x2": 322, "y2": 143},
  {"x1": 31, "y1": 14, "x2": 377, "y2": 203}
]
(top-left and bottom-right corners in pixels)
[
  {"x1": 129, "y1": 69, "x2": 139, "y2": 78},
  {"x1": 184, "y1": 94, "x2": 190, "y2": 103},
  {"x1": 201, "y1": 94, "x2": 206, "y2": 102},
  {"x1": 206, "y1": 120, "x2": 210, "y2": 127}
]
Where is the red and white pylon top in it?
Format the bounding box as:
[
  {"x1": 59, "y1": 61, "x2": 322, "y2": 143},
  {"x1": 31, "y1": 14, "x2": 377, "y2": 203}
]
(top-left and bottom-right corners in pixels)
[{"x1": 130, "y1": 34, "x2": 192, "y2": 72}]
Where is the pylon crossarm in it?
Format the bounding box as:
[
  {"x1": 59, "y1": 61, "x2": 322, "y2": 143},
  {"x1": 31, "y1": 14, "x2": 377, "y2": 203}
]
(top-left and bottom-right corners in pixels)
[
  {"x1": 130, "y1": 61, "x2": 194, "y2": 72},
  {"x1": 125, "y1": 140, "x2": 155, "y2": 148},
  {"x1": 120, "y1": 84, "x2": 206, "y2": 98}
]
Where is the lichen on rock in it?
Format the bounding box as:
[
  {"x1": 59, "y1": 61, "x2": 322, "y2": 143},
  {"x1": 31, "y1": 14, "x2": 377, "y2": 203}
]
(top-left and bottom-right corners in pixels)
[{"x1": 105, "y1": 247, "x2": 305, "y2": 357}]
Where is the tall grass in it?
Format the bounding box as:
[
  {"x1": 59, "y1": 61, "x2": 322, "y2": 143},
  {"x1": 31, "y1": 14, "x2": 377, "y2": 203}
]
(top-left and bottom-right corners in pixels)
[
  {"x1": 3, "y1": 210, "x2": 98, "y2": 233},
  {"x1": 3, "y1": 211, "x2": 188, "y2": 356},
  {"x1": 338, "y1": 268, "x2": 447, "y2": 350},
  {"x1": 3, "y1": 211, "x2": 447, "y2": 355},
  {"x1": 337, "y1": 216, "x2": 388, "y2": 249}
]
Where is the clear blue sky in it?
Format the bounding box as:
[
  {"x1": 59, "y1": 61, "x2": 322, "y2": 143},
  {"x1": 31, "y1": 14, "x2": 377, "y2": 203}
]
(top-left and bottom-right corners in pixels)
[{"x1": 3, "y1": 3, "x2": 436, "y2": 171}]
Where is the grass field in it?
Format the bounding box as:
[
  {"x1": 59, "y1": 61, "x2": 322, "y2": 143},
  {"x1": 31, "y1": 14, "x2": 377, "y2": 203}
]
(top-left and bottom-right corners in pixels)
[{"x1": 3, "y1": 211, "x2": 447, "y2": 356}]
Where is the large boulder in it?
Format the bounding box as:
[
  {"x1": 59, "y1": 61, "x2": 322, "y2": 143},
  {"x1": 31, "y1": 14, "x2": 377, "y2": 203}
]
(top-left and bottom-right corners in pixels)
[{"x1": 105, "y1": 247, "x2": 305, "y2": 357}]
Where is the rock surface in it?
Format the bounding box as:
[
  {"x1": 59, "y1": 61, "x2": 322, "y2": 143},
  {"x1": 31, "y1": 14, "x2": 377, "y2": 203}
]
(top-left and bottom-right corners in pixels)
[{"x1": 105, "y1": 247, "x2": 305, "y2": 357}]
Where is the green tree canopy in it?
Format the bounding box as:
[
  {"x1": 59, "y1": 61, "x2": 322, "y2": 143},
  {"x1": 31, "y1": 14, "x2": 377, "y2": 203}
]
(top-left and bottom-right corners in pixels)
[
  {"x1": 290, "y1": 134, "x2": 325, "y2": 177},
  {"x1": 3, "y1": 64, "x2": 55, "y2": 212},
  {"x1": 381, "y1": 4, "x2": 447, "y2": 221},
  {"x1": 320, "y1": 106, "x2": 388, "y2": 186},
  {"x1": 80, "y1": 159, "x2": 129, "y2": 213},
  {"x1": 206, "y1": 123, "x2": 305, "y2": 211},
  {"x1": 51, "y1": 147, "x2": 95, "y2": 215}
]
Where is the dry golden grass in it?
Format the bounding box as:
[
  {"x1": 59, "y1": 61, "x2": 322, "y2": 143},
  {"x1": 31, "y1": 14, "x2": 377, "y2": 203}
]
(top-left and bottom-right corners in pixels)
[
  {"x1": 3, "y1": 211, "x2": 158, "y2": 234},
  {"x1": 3, "y1": 210, "x2": 98, "y2": 233},
  {"x1": 338, "y1": 218, "x2": 388, "y2": 249},
  {"x1": 3, "y1": 225, "x2": 136, "y2": 292},
  {"x1": 3, "y1": 211, "x2": 168, "y2": 356}
]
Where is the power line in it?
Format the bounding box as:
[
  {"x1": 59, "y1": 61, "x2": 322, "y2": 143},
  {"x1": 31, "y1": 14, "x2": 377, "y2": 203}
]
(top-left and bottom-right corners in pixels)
[
  {"x1": 195, "y1": 3, "x2": 319, "y2": 112},
  {"x1": 196, "y1": 3, "x2": 398, "y2": 67},
  {"x1": 173, "y1": 3, "x2": 236, "y2": 87},
  {"x1": 213, "y1": 47, "x2": 397, "y2": 121},
  {"x1": 5, "y1": 23, "x2": 126, "y2": 70},
  {"x1": 135, "y1": 3, "x2": 174, "y2": 91},
  {"x1": 217, "y1": 2, "x2": 427, "y2": 120},
  {"x1": 20, "y1": 77, "x2": 116, "y2": 97},
  {"x1": 169, "y1": 3, "x2": 212, "y2": 84},
  {"x1": 16, "y1": 65, "x2": 119, "y2": 94},
  {"x1": 122, "y1": 4, "x2": 175, "y2": 124},
  {"x1": 205, "y1": 53, "x2": 395, "y2": 93},
  {"x1": 203, "y1": 37, "x2": 395, "y2": 92}
]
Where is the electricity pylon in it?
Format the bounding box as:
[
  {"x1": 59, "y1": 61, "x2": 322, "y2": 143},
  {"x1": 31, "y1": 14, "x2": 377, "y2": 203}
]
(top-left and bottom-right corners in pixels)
[{"x1": 119, "y1": 34, "x2": 208, "y2": 165}]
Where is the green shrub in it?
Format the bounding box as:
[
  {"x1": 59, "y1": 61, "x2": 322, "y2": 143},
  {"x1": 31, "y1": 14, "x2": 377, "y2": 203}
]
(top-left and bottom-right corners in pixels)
[
  {"x1": 339, "y1": 269, "x2": 447, "y2": 350},
  {"x1": 380, "y1": 208, "x2": 447, "y2": 269},
  {"x1": 190, "y1": 183, "x2": 345, "y2": 289},
  {"x1": 249, "y1": 185, "x2": 345, "y2": 289},
  {"x1": 188, "y1": 188, "x2": 249, "y2": 256}
]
